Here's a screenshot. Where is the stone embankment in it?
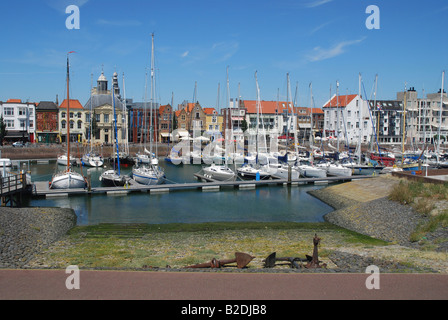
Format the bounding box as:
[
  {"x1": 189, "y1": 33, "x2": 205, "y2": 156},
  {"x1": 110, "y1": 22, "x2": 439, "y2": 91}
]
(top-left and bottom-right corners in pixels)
[{"x1": 0, "y1": 207, "x2": 76, "y2": 268}]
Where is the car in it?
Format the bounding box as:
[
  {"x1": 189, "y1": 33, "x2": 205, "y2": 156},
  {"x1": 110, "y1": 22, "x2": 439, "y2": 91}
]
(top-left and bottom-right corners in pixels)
[{"x1": 12, "y1": 142, "x2": 24, "y2": 147}]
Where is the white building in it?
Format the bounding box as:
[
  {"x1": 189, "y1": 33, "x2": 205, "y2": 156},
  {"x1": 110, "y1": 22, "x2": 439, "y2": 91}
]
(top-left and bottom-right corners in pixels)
[
  {"x1": 0, "y1": 99, "x2": 36, "y2": 143},
  {"x1": 323, "y1": 94, "x2": 373, "y2": 146}
]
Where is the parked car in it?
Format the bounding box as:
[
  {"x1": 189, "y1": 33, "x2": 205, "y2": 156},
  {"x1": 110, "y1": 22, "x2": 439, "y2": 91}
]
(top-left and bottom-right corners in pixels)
[{"x1": 12, "y1": 141, "x2": 24, "y2": 147}]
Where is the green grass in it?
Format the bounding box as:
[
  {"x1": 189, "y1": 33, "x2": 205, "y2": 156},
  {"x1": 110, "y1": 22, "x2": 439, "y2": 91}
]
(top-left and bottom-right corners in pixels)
[
  {"x1": 388, "y1": 180, "x2": 448, "y2": 213},
  {"x1": 31, "y1": 221, "x2": 389, "y2": 269}
]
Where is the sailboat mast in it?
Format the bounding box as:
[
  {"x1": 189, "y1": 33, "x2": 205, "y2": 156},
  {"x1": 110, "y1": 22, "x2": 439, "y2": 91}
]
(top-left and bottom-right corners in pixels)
[
  {"x1": 358, "y1": 73, "x2": 362, "y2": 165},
  {"x1": 310, "y1": 82, "x2": 314, "y2": 151},
  {"x1": 402, "y1": 82, "x2": 407, "y2": 165},
  {"x1": 437, "y1": 71, "x2": 445, "y2": 161},
  {"x1": 122, "y1": 72, "x2": 129, "y2": 155},
  {"x1": 150, "y1": 33, "x2": 155, "y2": 155},
  {"x1": 112, "y1": 78, "x2": 120, "y2": 176},
  {"x1": 66, "y1": 53, "x2": 71, "y2": 169}
]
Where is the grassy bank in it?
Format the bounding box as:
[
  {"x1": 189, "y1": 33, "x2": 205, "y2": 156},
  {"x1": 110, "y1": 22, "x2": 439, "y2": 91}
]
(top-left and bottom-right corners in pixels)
[
  {"x1": 388, "y1": 180, "x2": 448, "y2": 242},
  {"x1": 29, "y1": 222, "x2": 388, "y2": 270}
]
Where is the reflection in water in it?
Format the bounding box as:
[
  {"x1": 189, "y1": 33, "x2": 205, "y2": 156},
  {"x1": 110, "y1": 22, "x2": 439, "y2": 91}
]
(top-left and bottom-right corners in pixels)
[{"x1": 25, "y1": 160, "x2": 334, "y2": 226}]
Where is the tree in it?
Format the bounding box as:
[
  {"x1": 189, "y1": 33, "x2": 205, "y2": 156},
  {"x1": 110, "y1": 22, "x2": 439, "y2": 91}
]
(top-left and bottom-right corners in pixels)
[
  {"x1": 0, "y1": 116, "x2": 7, "y2": 146},
  {"x1": 240, "y1": 119, "x2": 248, "y2": 133},
  {"x1": 172, "y1": 113, "x2": 178, "y2": 131}
]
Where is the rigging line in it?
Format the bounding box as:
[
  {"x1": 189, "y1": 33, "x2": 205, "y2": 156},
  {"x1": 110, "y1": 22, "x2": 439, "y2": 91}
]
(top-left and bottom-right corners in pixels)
[{"x1": 362, "y1": 81, "x2": 381, "y2": 157}]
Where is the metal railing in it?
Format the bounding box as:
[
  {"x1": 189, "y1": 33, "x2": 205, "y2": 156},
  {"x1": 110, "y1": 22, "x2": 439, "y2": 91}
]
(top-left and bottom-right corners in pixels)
[{"x1": 0, "y1": 172, "x2": 26, "y2": 197}]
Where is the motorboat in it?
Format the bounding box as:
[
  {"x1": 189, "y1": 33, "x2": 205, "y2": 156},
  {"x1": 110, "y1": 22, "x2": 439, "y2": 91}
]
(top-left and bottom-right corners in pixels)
[
  {"x1": 57, "y1": 154, "x2": 76, "y2": 166},
  {"x1": 82, "y1": 153, "x2": 104, "y2": 167},
  {"x1": 237, "y1": 163, "x2": 271, "y2": 180},
  {"x1": 265, "y1": 162, "x2": 300, "y2": 180},
  {"x1": 99, "y1": 169, "x2": 129, "y2": 187},
  {"x1": 202, "y1": 164, "x2": 236, "y2": 181},
  {"x1": 0, "y1": 158, "x2": 12, "y2": 167}
]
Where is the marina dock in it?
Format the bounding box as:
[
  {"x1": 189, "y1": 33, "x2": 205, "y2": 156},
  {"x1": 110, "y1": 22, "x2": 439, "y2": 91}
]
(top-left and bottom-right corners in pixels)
[{"x1": 33, "y1": 174, "x2": 374, "y2": 198}]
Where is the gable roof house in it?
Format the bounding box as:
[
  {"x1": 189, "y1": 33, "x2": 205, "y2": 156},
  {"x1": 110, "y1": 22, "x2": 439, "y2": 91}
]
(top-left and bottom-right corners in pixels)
[{"x1": 322, "y1": 94, "x2": 373, "y2": 145}]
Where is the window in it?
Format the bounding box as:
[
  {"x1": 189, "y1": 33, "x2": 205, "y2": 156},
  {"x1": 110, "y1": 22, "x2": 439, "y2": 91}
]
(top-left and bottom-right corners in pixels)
[
  {"x1": 77, "y1": 112, "x2": 82, "y2": 119},
  {"x1": 29, "y1": 120, "x2": 34, "y2": 128},
  {"x1": 85, "y1": 113, "x2": 90, "y2": 123},
  {"x1": 70, "y1": 121, "x2": 74, "y2": 129},
  {"x1": 70, "y1": 112, "x2": 74, "y2": 118},
  {"x1": 104, "y1": 114, "x2": 109, "y2": 123},
  {"x1": 5, "y1": 120, "x2": 14, "y2": 128},
  {"x1": 95, "y1": 114, "x2": 100, "y2": 122},
  {"x1": 62, "y1": 112, "x2": 66, "y2": 118},
  {"x1": 4, "y1": 107, "x2": 14, "y2": 116},
  {"x1": 18, "y1": 107, "x2": 27, "y2": 116},
  {"x1": 62, "y1": 121, "x2": 66, "y2": 129},
  {"x1": 77, "y1": 121, "x2": 82, "y2": 129}
]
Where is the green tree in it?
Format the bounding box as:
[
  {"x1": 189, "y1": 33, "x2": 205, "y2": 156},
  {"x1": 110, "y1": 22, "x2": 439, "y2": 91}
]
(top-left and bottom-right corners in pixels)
[
  {"x1": 0, "y1": 116, "x2": 7, "y2": 146},
  {"x1": 240, "y1": 119, "x2": 248, "y2": 133}
]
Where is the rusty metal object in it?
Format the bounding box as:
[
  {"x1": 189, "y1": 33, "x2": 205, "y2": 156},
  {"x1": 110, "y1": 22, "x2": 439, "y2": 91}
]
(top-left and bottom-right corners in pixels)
[
  {"x1": 185, "y1": 252, "x2": 255, "y2": 269},
  {"x1": 264, "y1": 252, "x2": 307, "y2": 269},
  {"x1": 305, "y1": 234, "x2": 327, "y2": 269},
  {"x1": 264, "y1": 234, "x2": 327, "y2": 269}
]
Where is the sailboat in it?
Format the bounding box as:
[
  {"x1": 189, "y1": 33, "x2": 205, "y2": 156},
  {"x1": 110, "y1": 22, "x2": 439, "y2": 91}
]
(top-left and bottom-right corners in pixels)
[
  {"x1": 293, "y1": 82, "x2": 327, "y2": 178},
  {"x1": 265, "y1": 73, "x2": 299, "y2": 180},
  {"x1": 109, "y1": 73, "x2": 135, "y2": 167},
  {"x1": 50, "y1": 52, "x2": 87, "y2": 189},
  {"x1": 82, "y1": 74, "x2": 104, "y2": 168},
  {"x1": 237, "y1": 71, "x2": 271, "y2": 180},
  {"x1": 99, "y1": 75, "x2": 129, "y2": 187},
  {"x1": 132, "y1": 33, "x2": 166, "y2": 185},
  {"x1": 201, "y1": 67, "x2": 236, "y2": 181}
]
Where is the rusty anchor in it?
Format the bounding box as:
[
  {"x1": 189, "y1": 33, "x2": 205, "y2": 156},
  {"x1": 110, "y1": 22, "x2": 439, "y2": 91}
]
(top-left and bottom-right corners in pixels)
[
  {"x1": 264, "y1": 234, "x2": 327, "y2": 269},
  {"x1": 185, "y1": 252, "x2": 255, "y2": 269},
  {"x1": 305, "y1": 234, "x2": 327, "y2": 269},
  {"x1": 263, "y1": 252, "x2": 308, "y2": 269}
]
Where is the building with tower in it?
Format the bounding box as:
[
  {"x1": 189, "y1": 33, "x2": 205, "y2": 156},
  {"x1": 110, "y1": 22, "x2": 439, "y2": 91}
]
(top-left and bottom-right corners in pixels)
[{"x1": 84, "y1": 70, "x2": 128, "y2": 145}]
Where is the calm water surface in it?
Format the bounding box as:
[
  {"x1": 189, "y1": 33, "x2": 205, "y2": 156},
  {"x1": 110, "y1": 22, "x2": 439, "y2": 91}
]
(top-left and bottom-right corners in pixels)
[{"x1": 24, "y1": 160, "x2": 334, "y2": 226}]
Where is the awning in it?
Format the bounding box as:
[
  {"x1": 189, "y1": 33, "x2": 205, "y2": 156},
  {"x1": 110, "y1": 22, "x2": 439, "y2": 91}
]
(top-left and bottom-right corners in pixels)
[
  {"x1": 161, "y1": 133, "x2": 171, "y2": 137},
  {"x1": 298, "y1": 123, "x2": 312, "y2": 129},
  {"x1": 5, "y1": 131, "x2": 29, "y2": 138}
]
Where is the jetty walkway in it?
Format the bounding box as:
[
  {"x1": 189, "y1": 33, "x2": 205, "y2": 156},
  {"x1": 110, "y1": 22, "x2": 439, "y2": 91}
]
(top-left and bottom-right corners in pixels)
[{"x1": 32, "y1": 174, "x2": 374, "y2": 198}]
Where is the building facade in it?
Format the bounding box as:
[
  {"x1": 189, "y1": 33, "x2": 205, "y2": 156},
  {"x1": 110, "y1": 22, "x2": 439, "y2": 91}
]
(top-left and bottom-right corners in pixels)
[
  {"x1": 323, "y1": 94, "x2": 373, "y2": 145},
  {"x1": 58, "y1": 99, "x2": 86, "y2": 143},
  {"x1": 84, "y1": 71, "x2": 128, "y2": 145},
  {"x1": 0, "y1": 99, "x2": 36, "y2": 143},
  {"x1": 36, "y1": 101, "x2": 59, "y2": 144}
]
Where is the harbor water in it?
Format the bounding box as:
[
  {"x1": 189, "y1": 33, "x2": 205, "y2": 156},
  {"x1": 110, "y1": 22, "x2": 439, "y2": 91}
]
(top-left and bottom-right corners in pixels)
[{"x1": 23, "y1": 160, "x2": 334, "y2": 226}]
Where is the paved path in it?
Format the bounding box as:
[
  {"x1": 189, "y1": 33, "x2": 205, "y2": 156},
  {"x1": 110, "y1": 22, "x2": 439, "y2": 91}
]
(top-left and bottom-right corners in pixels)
[{"x1": 1, "y1": 270, "x2": 447, "y2": 300}]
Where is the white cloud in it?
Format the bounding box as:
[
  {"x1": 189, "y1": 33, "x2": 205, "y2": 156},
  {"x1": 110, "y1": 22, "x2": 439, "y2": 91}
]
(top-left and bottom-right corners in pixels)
[
  {"x1": 307, "y1": 37, "x2": 366, "y2": 62},
  {"x1": 304, "y1": 0, "x2": 333, "y2": 8},
  {"x1": 45, "y1": 0, "x2": 89, "y2": 13},
  {"x1": 96, "y1": 19, "x2": 142, "y2": 27},
  {"x1": 181, "y1": 51, "x2": 189, "y2": 58}
]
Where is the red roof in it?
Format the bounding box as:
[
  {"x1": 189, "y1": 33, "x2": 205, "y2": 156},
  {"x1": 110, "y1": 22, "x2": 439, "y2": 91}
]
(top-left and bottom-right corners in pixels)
[
  {"x1": 323, "y1": 94, "x2": 357, "y2": 108},
  {"x1": 59, "y1": 99, "x2": 84, "y2": 110},
  {"x1": 6, "y1": 99, "x2": 22, "y2": 103},
  {"x1": 203, "y1": 108, "x2": 216, "y2": 115},
  {"x1": 312, "y1": 108, "x2": 324, "y2": 114},
  {"x1": 244, "y1": 100, "x2": 295, "y2": 114}
]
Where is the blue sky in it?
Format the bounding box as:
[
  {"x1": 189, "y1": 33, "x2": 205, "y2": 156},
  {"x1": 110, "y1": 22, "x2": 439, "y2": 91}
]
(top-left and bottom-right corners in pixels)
[{"x1": 0, "y1": 0, "x2": 447, "y2": 110}]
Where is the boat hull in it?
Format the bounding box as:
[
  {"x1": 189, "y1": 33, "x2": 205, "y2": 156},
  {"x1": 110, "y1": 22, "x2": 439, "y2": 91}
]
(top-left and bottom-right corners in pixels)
[
  {"x1": 202, "y1": 165, "x2": 236, "y2": 181},
  {"x1": 99, "y1": 170, "x2": 128, "y2": 187},
  {"x1": 132, "y1": 166, "x2": 166, "y2": 185},
  {"x1": 50, "y1": 171, "x2": 86, "y2": 189}
]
